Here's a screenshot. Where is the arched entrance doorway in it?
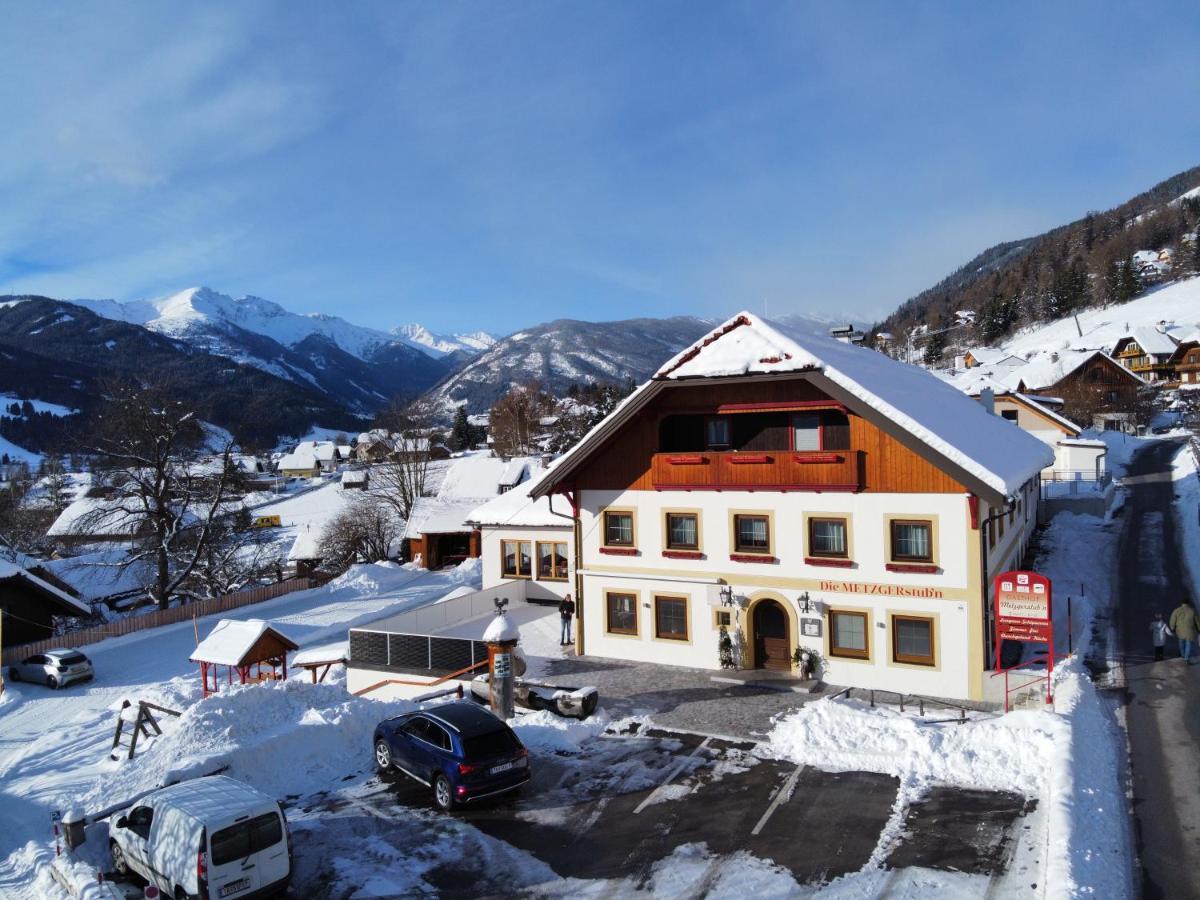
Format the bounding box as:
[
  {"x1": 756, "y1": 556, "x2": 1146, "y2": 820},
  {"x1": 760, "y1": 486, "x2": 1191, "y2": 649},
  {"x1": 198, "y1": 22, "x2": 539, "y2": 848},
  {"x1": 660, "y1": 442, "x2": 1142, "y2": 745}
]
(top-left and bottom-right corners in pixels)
[{"x1": 753, "y1": 598, "x2": 791, "y2": 671}]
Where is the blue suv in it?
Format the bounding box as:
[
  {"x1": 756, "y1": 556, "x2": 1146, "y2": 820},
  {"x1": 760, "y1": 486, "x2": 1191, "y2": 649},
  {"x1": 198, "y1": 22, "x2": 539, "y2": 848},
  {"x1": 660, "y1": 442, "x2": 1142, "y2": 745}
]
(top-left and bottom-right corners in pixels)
[{"x1": 373, "y1": 702, "x2": 531, "y2": 811}]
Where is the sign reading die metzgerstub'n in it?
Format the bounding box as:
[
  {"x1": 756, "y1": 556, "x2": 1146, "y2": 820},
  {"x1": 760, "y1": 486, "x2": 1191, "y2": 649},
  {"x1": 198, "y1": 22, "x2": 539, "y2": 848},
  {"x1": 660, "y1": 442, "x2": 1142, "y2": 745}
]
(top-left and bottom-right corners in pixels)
[{"x1": 994, "y1": 570, "x2": 1053, "y2": 658}]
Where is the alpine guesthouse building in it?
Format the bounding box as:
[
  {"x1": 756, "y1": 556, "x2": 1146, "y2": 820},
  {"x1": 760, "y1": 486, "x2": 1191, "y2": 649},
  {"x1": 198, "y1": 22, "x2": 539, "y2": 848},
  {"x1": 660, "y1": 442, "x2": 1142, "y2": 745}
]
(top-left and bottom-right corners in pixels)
[{"x1": 528, "y1": 313, "x2": 1053, "y2": 701}]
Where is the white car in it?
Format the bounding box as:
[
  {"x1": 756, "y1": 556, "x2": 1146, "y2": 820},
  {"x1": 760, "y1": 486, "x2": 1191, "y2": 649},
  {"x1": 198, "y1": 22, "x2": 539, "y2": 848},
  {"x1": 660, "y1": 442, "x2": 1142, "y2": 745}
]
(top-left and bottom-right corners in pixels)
[
  {"x1": 7, "y1": 649, "x2": 94, "y2": 689},
  {"x1": 109, "y1": 775, "x2": 291, "y2": 900}
]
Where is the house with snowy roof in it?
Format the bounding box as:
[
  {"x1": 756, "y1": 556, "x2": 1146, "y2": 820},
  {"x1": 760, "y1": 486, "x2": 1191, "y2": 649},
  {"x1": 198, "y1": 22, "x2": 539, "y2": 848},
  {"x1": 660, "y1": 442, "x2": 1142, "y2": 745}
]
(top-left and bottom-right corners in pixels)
[
  {"x1": 403, "y1": 453, "x2": 542, "y2": 570},
  {"x1": 465, "y1": 478, "x2": 573, "y2": 602},
  {"x1": 529, "y1": 312, "x2": 1054, "y2": 702},
  {"x1": 0, "y1": 561, "x2": 93, "y2": 649},
  {"x1": 1111, "y1": 326, "x2": 1179, "y2": 382},
  {"x1": 1168, "y1": 340, "x2": 1200, "y2": 385},
  {"x1": 972, "y1": 390, "x2": 1107, "y2": 485},
  {"x1": 277, "y1": 447, "x2": 321, "y2": 478}
]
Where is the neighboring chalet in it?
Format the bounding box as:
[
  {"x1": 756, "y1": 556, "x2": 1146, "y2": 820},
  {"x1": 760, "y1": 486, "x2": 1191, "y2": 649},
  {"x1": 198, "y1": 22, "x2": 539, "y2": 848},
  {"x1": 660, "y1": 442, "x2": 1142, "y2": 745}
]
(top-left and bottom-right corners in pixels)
[
  {"x1": 959, "y1": 348, "x2": 1024, "y2": 370},
  {"x1": 529, "y1": 313, "x2": 1053, "y2": 702},
  {"x1": 277, "y1": 447, "x2": 321, "y2": 478},
  {"x1": 0, "y1": 561, "x2": 93, "y2": 647},
  {"x1": 47, "y1": 496, "x2": 151, "y2": 545},
  {"x1": 341, "y1": 469, "x2": 369, "y2": 490},
  {"x1": 1111, "y1": 326, "x2": 1179, "y2": 382},
  {"x1": 1169, "y1": 340, "x2": 1200, "y2": 385},
  {"x1": 355, "y1": 431, "x2": 395, "y2": 463},
  {"x1": 973, "y1": 387, "x2": 1107, "y2": 482},
  {"x1": 403, "y1": 453, "x2": 541, "y2": 570},
  {"x1": 466, "y1": 480, "x2": 573, "y2": 602},
  {"x1": 950, "y1": 349, "x2": 1145, "y2": 433}
]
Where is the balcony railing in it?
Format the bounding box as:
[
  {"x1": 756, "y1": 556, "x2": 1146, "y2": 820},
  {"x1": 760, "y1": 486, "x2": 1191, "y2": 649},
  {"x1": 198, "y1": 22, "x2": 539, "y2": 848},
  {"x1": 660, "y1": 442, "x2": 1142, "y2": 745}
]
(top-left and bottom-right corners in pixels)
[{"x1": 650, "y1": 449, "x2": 863, "y2": 492}]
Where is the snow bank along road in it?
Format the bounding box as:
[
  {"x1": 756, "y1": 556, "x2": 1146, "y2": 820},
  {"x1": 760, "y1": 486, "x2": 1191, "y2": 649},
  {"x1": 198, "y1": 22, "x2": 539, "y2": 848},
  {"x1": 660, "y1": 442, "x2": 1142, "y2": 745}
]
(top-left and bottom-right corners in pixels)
[{"x1": 0, "y1": 561, "x2": 477, "y2": 899}]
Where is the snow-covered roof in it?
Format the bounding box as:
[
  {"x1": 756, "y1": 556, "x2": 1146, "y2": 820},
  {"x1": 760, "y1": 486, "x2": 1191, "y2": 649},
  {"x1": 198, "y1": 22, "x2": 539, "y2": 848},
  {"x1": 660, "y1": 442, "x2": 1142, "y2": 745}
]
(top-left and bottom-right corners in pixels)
[
  {"x1": 341, "y1": 469, "x2": 368, "y2": 485},
  {"x1": 0, "y1": 561, "x2": 91, "y2": 615},
  {"x1": 465, "y1": 478, "x2": 572, "y2": 528},
  {"x1": 1007, "y1": 350, "x2": 1145, "y2": 391},
  {"x1": 47, "y1": 496, "x2": 144, "y2": 537},
  {"x1": 288, "y1": 526, "x2": 323, "y2": 561},
  {"x1": 292, "y1": 640, "x2": 348, "y2": 667},
  {"x1": 405, "y1": 498, "x2": 490, "y2": 538},
  {"x1": 1116, "y1": 326, "x2": 1178, "y2": 357},
  {"x1": 965, "y1": 348, "x2": 1023, "y2": 368},
  {"x1": 1009, "y1": 393, "x2": 1083, "y2": 436},
  {"x1": 278, "y1": 449, "x2": 319, "y2": 471},
  {"x1": 532, "y1": 312, "x2": 1054, "y2": 502},
  {"x1": 39, "y1": 548, "x2": 152, "y2": 601},
  {"x1": 190, "y1": 618, "x2": 298, "y2": 667}
]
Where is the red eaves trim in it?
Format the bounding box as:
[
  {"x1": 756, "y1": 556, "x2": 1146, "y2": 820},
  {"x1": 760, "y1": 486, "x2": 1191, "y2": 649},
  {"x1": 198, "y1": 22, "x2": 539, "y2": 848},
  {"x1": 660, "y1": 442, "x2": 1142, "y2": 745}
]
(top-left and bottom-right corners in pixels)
[
  {"x1": 885, "y1": 562, "x2": 939, "y2": 574},
  {"x1": 966, "y1": 494, "x2": 980, "y2": 530},
  {"x1": 652, "y1": 483, "x2": 859, "y2": 493},
  {"x1": 657, "y1": 314, "x2": 752, "y2": 377},
  {"x1": 793, "y1": 453, "x2": 843, "y2": 464},
  {"x1": 730, "y1": 553, "x2": 776, "y2": 563},
  {"x1": 728, "y1": 454, "x2": 771, "y2": 464},
  {"x1": 666, "y1": 455, "x2": 707, "y2": 465},
  {"x1": 805, "y1": 557, "x2": 854, "y2": 568},
  {"x1": 662, "y1": 550, "x2": 704, "y2": 560},
  {"x1": 717, "y1": 400, "x2": 847, "y2": 414},
  {"x1": 599, "y1": 546, "x2": 638, "y2": 556}
]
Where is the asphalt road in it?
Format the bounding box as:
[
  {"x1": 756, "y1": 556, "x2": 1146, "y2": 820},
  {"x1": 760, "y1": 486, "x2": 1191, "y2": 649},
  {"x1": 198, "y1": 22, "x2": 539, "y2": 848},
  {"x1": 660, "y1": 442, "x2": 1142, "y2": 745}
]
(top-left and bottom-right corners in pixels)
[{"x1": 1116, "y1": 439, "x2": 1200, "y2": 900}]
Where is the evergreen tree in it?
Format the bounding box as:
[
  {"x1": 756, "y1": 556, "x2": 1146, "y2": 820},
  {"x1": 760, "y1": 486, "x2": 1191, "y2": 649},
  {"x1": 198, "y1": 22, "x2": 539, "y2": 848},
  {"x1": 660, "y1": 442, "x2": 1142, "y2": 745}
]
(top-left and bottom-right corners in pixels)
[
  {"x1": 922, "y1": 332, "x2": 946, "y2": 367},
  {"x1": 448, "y1": 405, "x2": 474, "y2": 452}
]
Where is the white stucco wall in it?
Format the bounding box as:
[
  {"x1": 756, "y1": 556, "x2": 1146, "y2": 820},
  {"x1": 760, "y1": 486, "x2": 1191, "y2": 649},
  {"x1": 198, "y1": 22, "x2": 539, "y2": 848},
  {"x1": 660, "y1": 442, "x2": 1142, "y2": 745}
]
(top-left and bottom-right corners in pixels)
[
  {"x1": 479, "y1": 524, "x2": 574, "y2": 602},
  {"x1": 574, "y1": 488, "x2": 995, "y2": 699}
]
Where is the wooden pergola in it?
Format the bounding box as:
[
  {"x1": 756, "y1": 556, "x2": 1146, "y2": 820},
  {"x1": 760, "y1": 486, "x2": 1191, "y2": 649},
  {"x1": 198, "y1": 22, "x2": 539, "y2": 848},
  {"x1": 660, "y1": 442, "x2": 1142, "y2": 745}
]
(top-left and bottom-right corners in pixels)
[{"x1": 191, "y1": 618, "x2": 299, "y2": 697}]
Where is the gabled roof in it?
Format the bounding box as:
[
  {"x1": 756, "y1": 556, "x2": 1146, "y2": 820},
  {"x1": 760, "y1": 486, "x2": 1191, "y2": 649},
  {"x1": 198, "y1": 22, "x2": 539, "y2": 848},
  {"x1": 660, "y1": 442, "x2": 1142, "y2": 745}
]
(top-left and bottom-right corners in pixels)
[
  {"x1": 532, "y1": 312, "x2": 1054, "y2": 503},
  {"x1": 1006, "y1": 393, "x2": 1083, "y2": 437},
  {"x1": 465, "y1": 477, "x2": 572, "y2": 528},
  {"x1": 0, "y1": 560, "x2": 91, "y2": 616},
  {"x1": 1007, "y1": 350, "x2": 1146, "y2": 392},
  {"x1": 190, "y1": 618, "x2": 299, "y2": 667},
  {"x1": 1113, "y1": 326, "x2": 1178, "y2": 358}
]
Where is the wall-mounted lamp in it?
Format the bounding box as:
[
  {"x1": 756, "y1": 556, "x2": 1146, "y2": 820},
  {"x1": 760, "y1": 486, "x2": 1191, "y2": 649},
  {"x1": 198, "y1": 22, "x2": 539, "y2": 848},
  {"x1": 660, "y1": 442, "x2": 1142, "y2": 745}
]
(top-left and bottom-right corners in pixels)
[
  {"x1": 797, "y1": 591, "x2": 814, "y2": 614},
  {"x1": 719, "y1": 585, "x2": 735, "y2": 607}
]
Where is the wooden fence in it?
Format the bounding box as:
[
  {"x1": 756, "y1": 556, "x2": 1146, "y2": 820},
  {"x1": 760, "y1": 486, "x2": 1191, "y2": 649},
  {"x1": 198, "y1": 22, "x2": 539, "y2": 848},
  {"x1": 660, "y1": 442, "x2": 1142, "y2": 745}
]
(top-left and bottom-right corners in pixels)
[{"x1": 2, "y1": 576, "x2": 323, "y2": 666}]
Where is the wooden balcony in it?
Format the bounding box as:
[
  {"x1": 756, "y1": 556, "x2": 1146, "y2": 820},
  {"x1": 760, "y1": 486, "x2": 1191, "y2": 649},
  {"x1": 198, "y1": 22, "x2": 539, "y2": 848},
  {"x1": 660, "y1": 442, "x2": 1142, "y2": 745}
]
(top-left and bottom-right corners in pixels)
[{"x1": 650, "y1": 450, "x2": 863, "y2": 492}]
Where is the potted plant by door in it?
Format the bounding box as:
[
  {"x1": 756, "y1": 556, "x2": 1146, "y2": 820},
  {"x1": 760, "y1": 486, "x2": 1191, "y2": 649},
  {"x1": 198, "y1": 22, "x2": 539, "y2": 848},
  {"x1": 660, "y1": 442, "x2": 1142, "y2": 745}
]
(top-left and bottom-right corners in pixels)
[{"x1": 792, "y1": 646, "x2": 825, "y2": 682}]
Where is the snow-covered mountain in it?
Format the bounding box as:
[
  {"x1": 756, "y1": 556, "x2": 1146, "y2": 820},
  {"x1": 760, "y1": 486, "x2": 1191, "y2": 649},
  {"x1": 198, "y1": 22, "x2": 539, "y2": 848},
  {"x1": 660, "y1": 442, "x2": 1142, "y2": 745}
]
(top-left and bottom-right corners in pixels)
[
  {"x1": 69, "y1": 287, "x2": 404, "y2": 361},
  {"x1": 4, "y1": 287, "x2": 455, "y2": 415},
  {"x1": 392, "y1": 323, "x2": 497, "y2": 357}
]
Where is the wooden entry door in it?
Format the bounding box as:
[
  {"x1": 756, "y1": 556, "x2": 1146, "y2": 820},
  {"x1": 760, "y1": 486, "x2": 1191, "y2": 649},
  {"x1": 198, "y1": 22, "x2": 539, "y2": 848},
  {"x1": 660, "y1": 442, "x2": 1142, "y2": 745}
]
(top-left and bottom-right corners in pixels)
[{"x1": 754, "y1": 599, "x2": 791, "y2": 671}]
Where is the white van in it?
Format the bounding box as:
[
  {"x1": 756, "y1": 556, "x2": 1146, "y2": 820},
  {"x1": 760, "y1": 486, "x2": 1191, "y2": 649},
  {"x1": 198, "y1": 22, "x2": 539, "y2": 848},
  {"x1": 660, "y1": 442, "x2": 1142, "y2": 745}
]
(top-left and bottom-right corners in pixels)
[{"x1": 109, "y1": 775, "x2": 291, "y2": 900}]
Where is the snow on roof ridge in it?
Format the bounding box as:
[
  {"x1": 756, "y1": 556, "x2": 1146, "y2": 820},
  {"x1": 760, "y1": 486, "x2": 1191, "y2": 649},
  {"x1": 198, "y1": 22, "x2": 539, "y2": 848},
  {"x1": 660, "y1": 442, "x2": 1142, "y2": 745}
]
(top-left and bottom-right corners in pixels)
[{"x1": 658, "y1": 312, "x2": 1051, "y2": 497}]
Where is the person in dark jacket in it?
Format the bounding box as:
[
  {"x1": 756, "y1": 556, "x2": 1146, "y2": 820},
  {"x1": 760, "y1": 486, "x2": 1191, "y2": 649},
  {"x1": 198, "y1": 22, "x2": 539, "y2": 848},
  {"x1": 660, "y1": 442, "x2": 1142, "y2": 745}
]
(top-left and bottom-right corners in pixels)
[{"x1": 559, "y1": 594, "x2": 576, "y2": 646}]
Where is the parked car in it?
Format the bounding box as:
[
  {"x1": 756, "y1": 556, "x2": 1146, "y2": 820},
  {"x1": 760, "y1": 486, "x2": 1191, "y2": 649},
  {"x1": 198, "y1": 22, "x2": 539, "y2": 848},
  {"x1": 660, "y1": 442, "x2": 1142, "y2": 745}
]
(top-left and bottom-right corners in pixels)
[
  {"x1": 7, "y1": 649, "x2": 94, "y2": 689},
  {"x1": 373, "y1": 701, "x2": 531, "y2": 811},
  {"x1": 109, "y1": 775, "x2": 291, "y2": 900}
]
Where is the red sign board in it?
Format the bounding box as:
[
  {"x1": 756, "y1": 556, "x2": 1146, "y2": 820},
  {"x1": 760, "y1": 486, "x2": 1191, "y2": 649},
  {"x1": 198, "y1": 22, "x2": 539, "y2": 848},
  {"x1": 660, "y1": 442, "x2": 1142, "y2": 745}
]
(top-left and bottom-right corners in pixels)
[{"x1": 994, "y1": 569, "x2": 1053, "y2": 661}]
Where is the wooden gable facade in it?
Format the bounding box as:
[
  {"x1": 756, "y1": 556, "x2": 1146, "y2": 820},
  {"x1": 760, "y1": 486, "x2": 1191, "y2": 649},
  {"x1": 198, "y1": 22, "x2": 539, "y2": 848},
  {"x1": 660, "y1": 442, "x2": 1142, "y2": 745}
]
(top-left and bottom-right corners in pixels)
[{"x1": 563, "y1": 376, "x2": 968, "y2": 498}]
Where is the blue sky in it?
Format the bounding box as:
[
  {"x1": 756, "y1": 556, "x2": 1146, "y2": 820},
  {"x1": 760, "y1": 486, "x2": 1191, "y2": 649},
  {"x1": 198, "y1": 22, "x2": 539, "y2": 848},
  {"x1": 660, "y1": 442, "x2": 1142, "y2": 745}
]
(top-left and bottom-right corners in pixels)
[{"x1": 1, "y1": 2, "x2": 1198, "y2": 335}]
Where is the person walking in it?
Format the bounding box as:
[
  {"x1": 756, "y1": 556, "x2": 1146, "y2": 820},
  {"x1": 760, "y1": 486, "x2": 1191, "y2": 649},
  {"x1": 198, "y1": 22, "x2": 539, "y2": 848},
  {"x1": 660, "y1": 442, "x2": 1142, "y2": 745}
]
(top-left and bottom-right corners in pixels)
[
  {"x1": 1168, "y1": 599, "x2": 1200, "y2": 664},
  {"x1": 1149, "y1": 612, "x2": 1171, "y2": 662},
  {"x1": 559, "y1": 594, "x2": 576, "y2": 646}
]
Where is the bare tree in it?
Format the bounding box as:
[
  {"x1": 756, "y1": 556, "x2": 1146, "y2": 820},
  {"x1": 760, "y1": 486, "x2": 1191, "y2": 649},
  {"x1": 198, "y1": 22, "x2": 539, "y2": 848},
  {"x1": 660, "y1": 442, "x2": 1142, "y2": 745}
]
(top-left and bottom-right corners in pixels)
[
  {"x1": 183, "y1": 507, "x2": 278, "y2": 599},
  {"x1": 490, "y1": 381, "x2": 552, "y2": 457},
  {"x1": 369, "y1": 430, "x2": 432, "y2": 521},
  {"x1": 75, "y1": 379, "x2": 241, "y2": 609},
  {"x1": 318, "y1": 495, "x2": 401, "y2": 575},
  {"x1": 39, "y1": 456, "x2": 70, "y2": 513}
]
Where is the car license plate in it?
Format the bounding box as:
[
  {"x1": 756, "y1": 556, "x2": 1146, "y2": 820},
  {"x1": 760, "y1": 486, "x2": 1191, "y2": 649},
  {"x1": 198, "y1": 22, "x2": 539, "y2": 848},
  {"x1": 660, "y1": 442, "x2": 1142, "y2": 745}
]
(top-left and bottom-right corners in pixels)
[
  {"x1": 490, "y1": 762, "x2": 514, "y2": 774},
  {"x1": 219, "y1": 878, "x2": 250, "y2": 897}
]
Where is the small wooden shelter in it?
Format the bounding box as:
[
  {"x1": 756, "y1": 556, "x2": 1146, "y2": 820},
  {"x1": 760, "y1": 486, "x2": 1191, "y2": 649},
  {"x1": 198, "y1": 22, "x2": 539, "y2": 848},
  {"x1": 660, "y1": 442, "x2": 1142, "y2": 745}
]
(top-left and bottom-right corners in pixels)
[{"x1": 191, "y1": 618, "x2": 299, "y2": 696}]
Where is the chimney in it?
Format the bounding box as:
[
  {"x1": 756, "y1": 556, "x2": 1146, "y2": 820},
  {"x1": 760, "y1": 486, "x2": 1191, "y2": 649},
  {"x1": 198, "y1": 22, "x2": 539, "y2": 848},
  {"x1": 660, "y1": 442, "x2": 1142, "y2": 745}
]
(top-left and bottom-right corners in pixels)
[{"x1": 979, "y1": 387, "x2": 995, "y2": 415}]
